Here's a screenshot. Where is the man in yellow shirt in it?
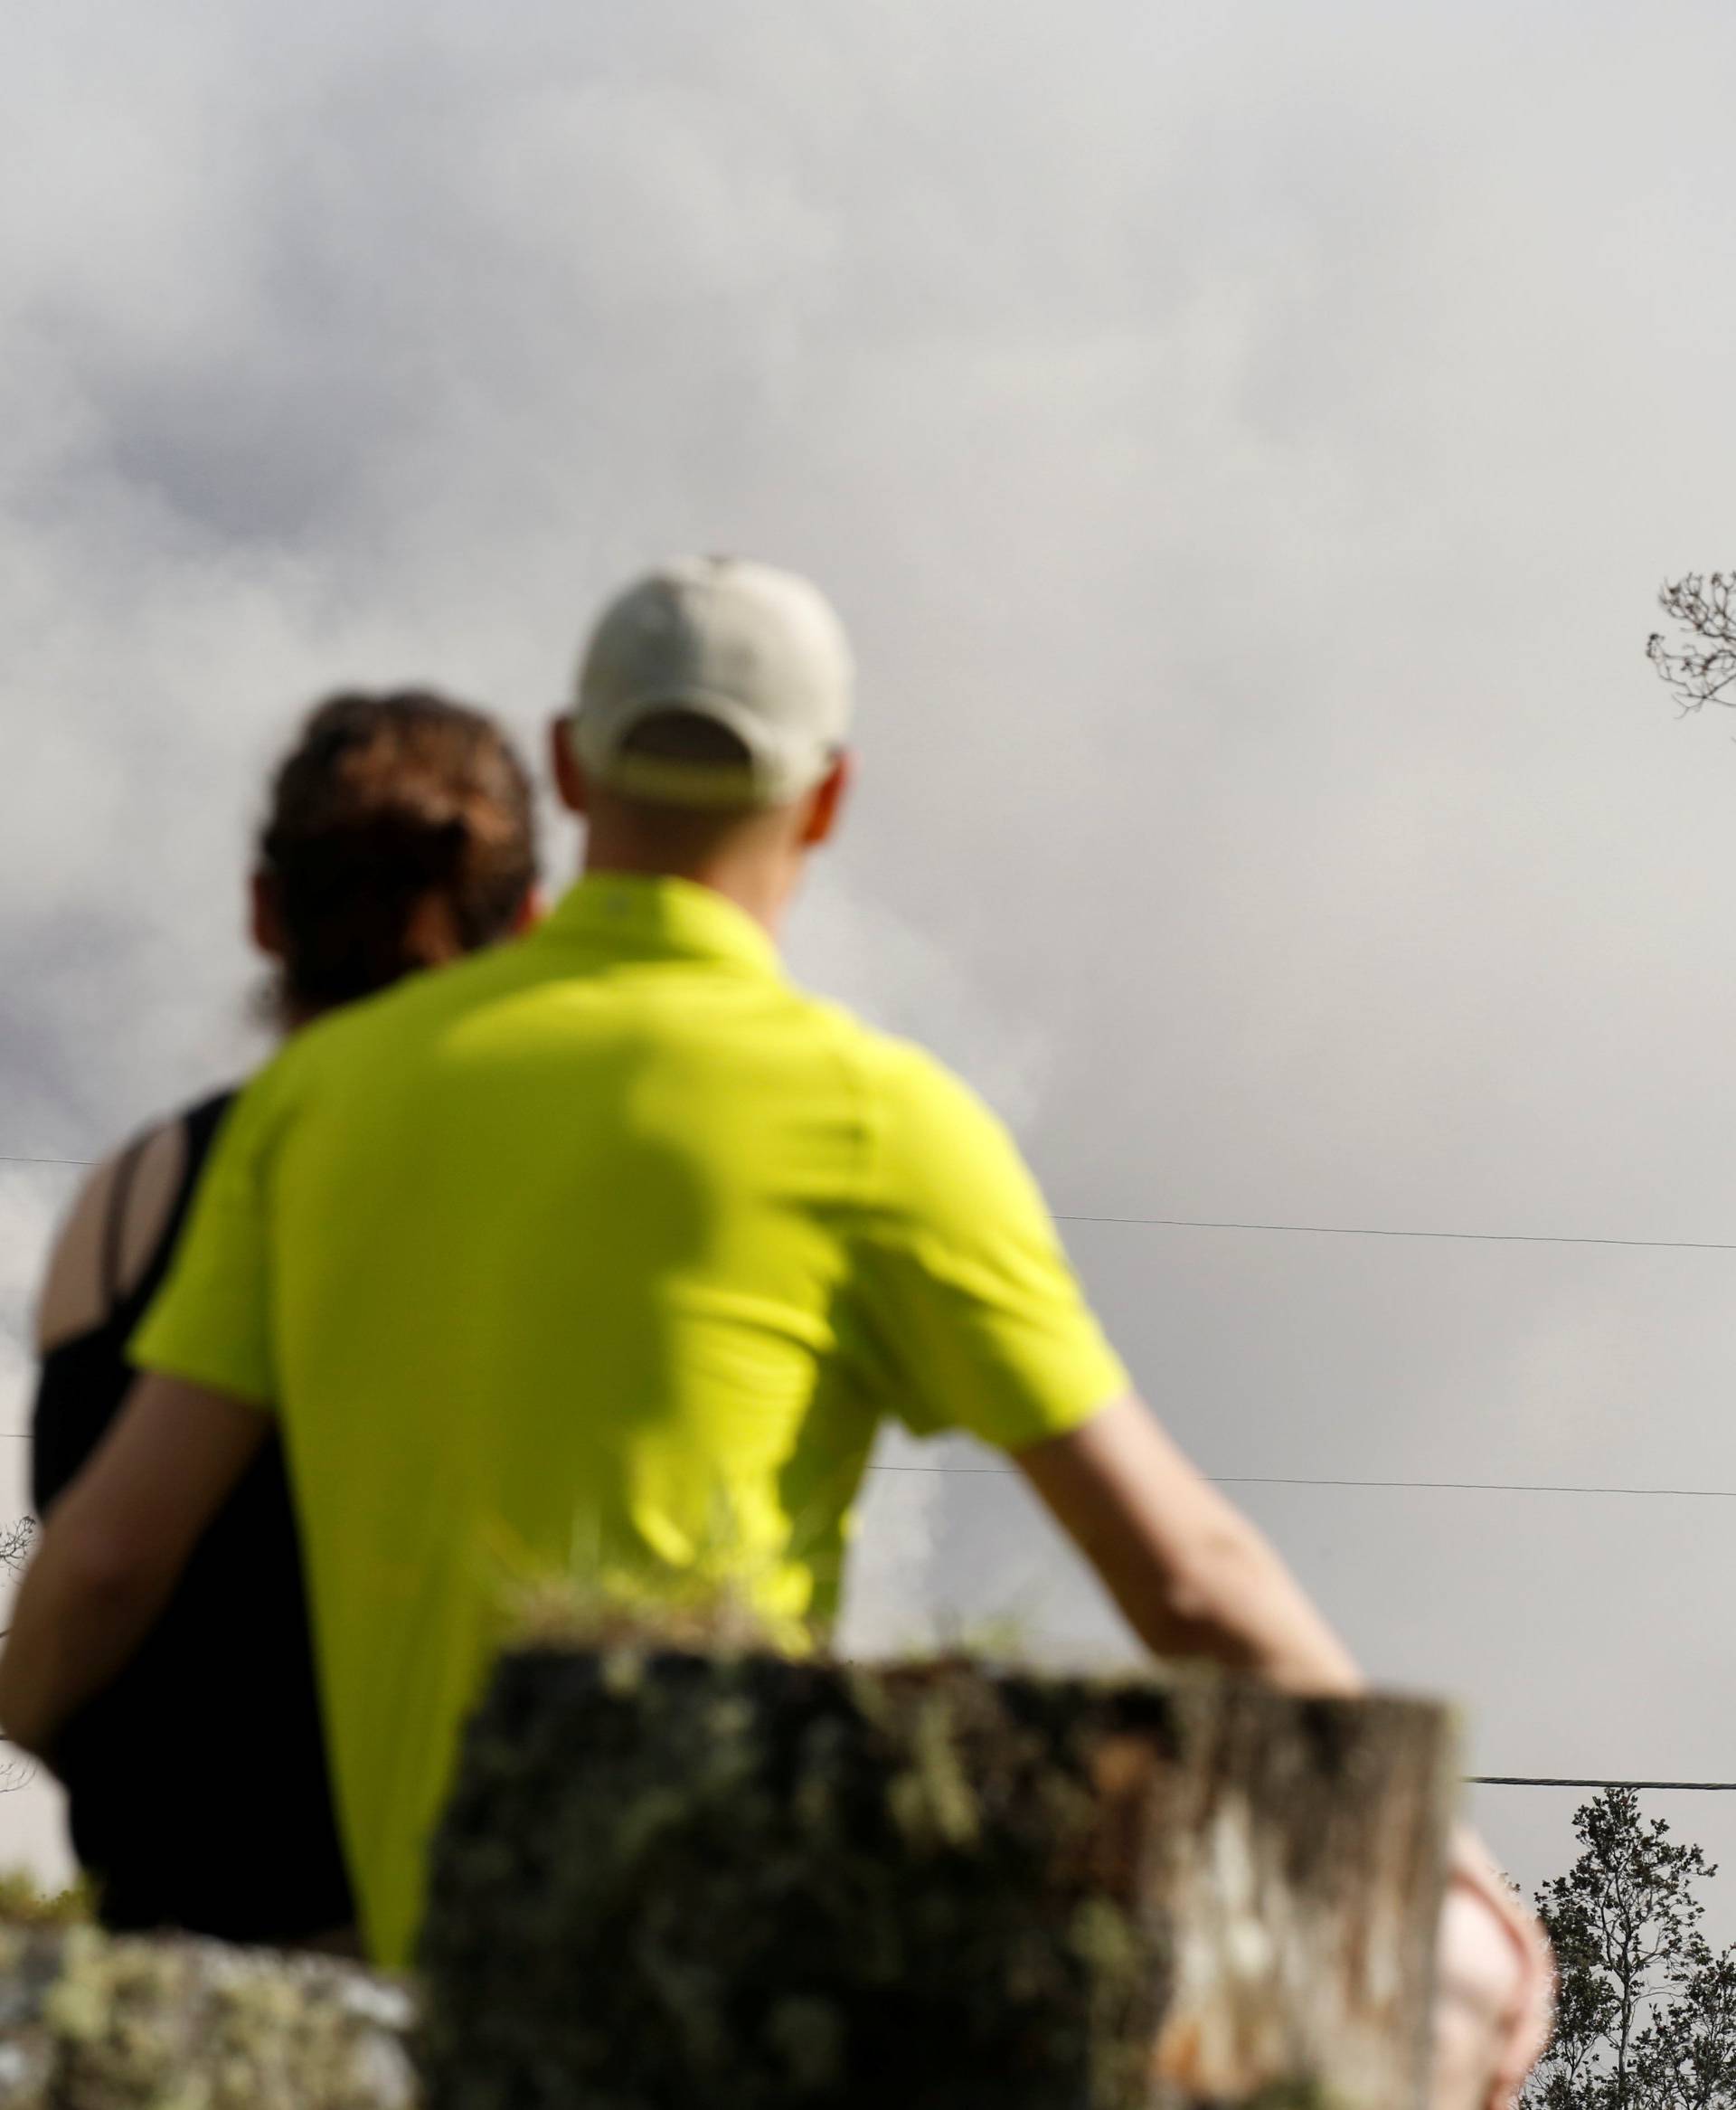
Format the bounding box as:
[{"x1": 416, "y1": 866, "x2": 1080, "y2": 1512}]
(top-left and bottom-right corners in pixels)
[{"x1": 0, "y1": 558, "x2": 1543, "y2": 2100}]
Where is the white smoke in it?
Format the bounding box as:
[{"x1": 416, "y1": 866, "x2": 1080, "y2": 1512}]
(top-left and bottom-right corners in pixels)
[{"x1": 5, "y1": 0, "x2": 1736, "y2": 1905}]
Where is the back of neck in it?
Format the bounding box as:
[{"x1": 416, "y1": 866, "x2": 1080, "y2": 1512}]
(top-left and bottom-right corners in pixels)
[{"x1": 580, "y1": 838, "x2": 792, "y2": 939}]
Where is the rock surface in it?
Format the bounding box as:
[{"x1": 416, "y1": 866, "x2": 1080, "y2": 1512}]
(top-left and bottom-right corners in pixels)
[
  {"x1": 420, "y1": 1647, "x2": 1454, "y2": 2110},
  {"x1": 0, "y1": 1652, "x2": 1458, "y2": 2108},
  {"x1": 0, "y1": 1921, "x2": 418, "y2": 2109}
]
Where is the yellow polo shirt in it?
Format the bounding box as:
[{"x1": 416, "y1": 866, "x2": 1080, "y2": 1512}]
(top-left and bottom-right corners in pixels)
[{"x1": 132, "y1": 875, "x2": 1127, "y2": 1966}]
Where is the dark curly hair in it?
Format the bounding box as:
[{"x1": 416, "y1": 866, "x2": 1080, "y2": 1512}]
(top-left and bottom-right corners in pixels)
[{"x1": 259, "y1": 690, "x2": 538, "y2": 1019}]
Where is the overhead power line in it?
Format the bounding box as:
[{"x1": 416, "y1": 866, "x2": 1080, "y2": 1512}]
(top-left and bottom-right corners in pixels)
[
  {"x1": 866, "y1": 1463, "x2": 1736, "y2": 1501},
  {"x1": 0, "y1": 1715, "x2": 1712, "y2": 1794},
  {"x1": 1053, "y1": 1210, "x2": 1736, "y2": 1254},
  {"x1": 5, "y1": 1151, "x2": 1736, "y2": 1254},
  {"x1": 1471, "y1": 1777, "x2": 1736, "y2": 1792},
  {"x1": 0, "y1": 1721, "x2": 1712, "y2": 1792},
  {"x1": 0, "y1": 1439, "x2": 1726, "y2": 1502},
  {"x1": 0, "y1": 1438, "x2": 1731, "y2": 1505},
  {"x1": 1, "y1": 1171, "x2": 1727, "y2": 1790}
]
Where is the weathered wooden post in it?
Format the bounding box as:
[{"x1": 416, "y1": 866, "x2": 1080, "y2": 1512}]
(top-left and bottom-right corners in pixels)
[{"x1": 419, "y1": 1648, "x2": 1458, "y2": 2109}]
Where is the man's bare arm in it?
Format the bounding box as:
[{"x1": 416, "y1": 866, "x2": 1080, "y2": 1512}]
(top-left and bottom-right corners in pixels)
[
  {"x1": 1019, "y1": 1395, "x2": 1552, "y2": 2107},
  {"x1": 0, "y1": 1373, "x2": 268, "y2": 1759},
  {"x1": 1014, "y1": 1393, "x2": 1363, "y2": 1695}
]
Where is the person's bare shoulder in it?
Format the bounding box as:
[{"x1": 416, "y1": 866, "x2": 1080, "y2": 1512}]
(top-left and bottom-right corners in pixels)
[{"x1": 34, "y1": 1121, "x2": 189, "y2": 1355}]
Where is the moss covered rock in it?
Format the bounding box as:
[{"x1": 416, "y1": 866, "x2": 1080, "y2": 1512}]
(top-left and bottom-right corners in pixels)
[
  {"x1": 0, "y1": 1921, "x2": 417, "y2": 2109},
  {"x1": 420, "y1": 1649, "x2": 1450, "y2": 2110}
]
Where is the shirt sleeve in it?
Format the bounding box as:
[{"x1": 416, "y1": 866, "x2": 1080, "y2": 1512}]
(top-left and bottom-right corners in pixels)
[
  {"x1": 128, "y1": 1068, "x2": 283, "y2": 1412},
  {"x1": 853, "y1": 1040, "x2": 1129, "y2": 1451}
]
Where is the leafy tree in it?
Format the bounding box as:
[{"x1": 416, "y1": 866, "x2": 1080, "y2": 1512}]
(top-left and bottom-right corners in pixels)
[
  {"x1": 1523, "y1": 1789, "x2": 1736, "y2": 2108},
  {"x1": 1647, "y1": 573, "x2": 1736, "y2": 714},
  {"x1": 1633, "y1": 1945, "x2": 1736, "y2": 2110}
]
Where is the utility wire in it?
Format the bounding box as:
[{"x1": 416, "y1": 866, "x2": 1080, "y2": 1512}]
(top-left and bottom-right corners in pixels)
[
  {"x1": 0, "y1": 1727, "x2": 1710, "y2": 1790},
  {"x1": 0, "y1": 1436, "x2": 1730, "y2": 1505},
  {"x1": 1470, "y1": 1777, "x2": 1736, "y2": 1792},
  {"x1": 5, "y1": 1151, "x2": 1736, "y2": 1254},
  {"x1": 0, "y1": 1437, "x2": 1725, "y2": 1785},
  {"x1": 866, "y1": 1463, "x2": 1736, "y2": 1500},
  {"x1": 0, "y1": 1437, "x2": 1728, "y2": 1503},
  {"x1": 1053, "y1": 1210, "x2": 1736, "y2": 1254},
  {"x1": 3, "y1": 1178, "x2": 1731, "y2": 1787},
  {"x1": 0, "y1": 1735, "x2": 1710, "y2": 1789}
]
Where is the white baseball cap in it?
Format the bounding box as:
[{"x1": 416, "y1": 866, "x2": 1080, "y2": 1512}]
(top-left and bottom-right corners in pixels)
[{"x1": 570, "y1": 555, "x2": 854, "y2": 809}]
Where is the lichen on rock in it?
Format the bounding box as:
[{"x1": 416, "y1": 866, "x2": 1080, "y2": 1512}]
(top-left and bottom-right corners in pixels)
[
  {"x1": 2, "y1": 1647, "x2": 1445, "y2": 2110},
  {"x1": 0, "y1": 1922, "x2": 417, "y2": 2110},
  {"x1": 418, "y1": 1646, "x2": 1447, "y2": 2110},
  {"x1": 419, "y1": 1648, "x2": 1174, "y2": 2110}
]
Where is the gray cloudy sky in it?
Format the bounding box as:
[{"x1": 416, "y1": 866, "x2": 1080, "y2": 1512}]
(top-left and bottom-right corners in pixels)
[{"x1": 5, "y1": 0, "x2": 1736, "y2": 1916}]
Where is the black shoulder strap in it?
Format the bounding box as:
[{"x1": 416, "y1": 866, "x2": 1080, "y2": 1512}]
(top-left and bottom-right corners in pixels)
[
  {"x1": 99, "y1": 1137, "x2": 150, "y2": 1310},
  {"x1": 108, "y1": 1089, "x2": 241, "y2": 1326},
  {"x1": 176, "y1": 1089, "x2": 240, "y2": 1187}
]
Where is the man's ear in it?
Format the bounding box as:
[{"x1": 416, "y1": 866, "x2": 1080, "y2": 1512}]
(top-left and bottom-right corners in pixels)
[
  {"x1": 548, "y1": 717, "x2": 590, "y2": 817},
  {"x1": 250, "y1": 871, "x2": 285, "y2": 961},
  {"x1": 798, "y1": 750, "x2": 853, "y2": 849}
]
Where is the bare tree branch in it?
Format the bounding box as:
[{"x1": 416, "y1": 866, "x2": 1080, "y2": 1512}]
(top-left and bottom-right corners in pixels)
[
  {"x1": 0, "y1": 1518, "x2": 33, "y2": 1792},
  {"x1": 0, "y1": 1515, "x2": 34, "y2": 1578},
  {"x1": 1647, "y1": 572, "x2": 1736, "y2": 714}
]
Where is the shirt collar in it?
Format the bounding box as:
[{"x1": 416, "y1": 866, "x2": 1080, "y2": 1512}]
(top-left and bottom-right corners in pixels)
[{"x1": 538, "y1": 872, "x2": 784, "y2": 977}]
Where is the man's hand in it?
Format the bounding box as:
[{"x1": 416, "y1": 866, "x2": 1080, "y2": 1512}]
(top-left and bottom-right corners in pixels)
[
  {"x1": 0, "y1": 1373, "x2": 267, "y2": 1759},
  {"x1": 1433, "y1": 1827, "x2": 1554, "y2": 2110}
]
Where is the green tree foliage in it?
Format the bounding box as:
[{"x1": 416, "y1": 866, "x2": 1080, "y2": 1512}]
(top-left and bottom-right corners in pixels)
[
  {"x1": 1634, "y1": 1950, "x2": 1736, "y2": 2110},
  {"x1": 1524, "y1": 1789, "x2": 1736, "y2": 2108}
]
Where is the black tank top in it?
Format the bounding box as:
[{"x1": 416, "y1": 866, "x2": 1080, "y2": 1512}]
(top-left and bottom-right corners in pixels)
[{"x1": 31, "y1": 1091, "x2": 354, "y2": 1943}]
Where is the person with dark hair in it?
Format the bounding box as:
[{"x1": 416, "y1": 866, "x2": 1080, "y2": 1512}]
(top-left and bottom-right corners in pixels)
[{"x1": 27, "y1": 688, "x2": 538, "y2": 1947}]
